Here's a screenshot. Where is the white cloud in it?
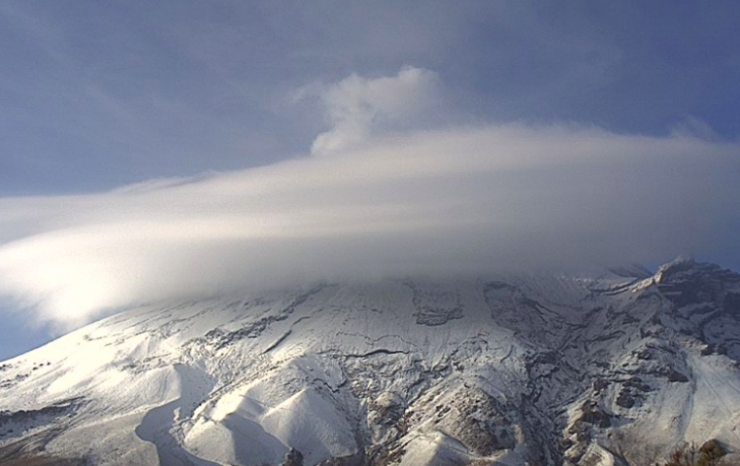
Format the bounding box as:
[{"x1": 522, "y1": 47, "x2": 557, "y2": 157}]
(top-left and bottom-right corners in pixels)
[
  {"x1": 308, "y1": 66, "x2": 445, "y2": 155},
  {"x1": 0, "y1": 68, "x2": 738, "y2": 330}
]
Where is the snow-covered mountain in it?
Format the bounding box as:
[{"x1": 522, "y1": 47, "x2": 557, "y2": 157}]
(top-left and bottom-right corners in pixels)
[{"x1": 2, "y1": 257, "x2": 740, "y2": 466}]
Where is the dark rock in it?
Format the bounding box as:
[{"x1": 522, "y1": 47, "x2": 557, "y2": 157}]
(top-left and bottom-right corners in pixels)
[
  {"x1": 576, "y1": 401, "x2": 611, "y2": 428},
  {"x1": 700, "y1": 439, "x2": 727, "y2": 459},
  {"x1": 282, "y1": 448, "x2": 304, "y2": 466},
  {"x1": 635, "y1": 348, "x2": 652, "y2": 360},
  {"x1": 624, "y1": 377, "x2": 652, "y2": 392},
  {"x1": 616, "y1": 391, "x2": 635, "y2": 408},
  {"x1": 593, "y1": 379, "x2": 609, "y2": 392},
  {"x1": 667, "y1": 369, "x2": 689, "y2": 383}
]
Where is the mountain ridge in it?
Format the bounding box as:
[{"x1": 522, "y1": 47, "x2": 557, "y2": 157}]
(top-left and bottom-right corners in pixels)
[{"x1": 2, "y1": 259, "x2": 740, "y2": 465}]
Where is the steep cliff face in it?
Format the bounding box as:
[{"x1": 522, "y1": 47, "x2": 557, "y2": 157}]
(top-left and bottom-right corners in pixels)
[{"x1": 2, "y1": 259, "x2": 740, "y2": 466}]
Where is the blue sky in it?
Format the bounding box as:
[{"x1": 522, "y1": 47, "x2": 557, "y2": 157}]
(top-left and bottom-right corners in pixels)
[
  {"x1": 1, "y1": 1, "x2": 739, "y2": 359},
  {"x1": 2, "y1": 1, "x2": 739, "y2": 195}
]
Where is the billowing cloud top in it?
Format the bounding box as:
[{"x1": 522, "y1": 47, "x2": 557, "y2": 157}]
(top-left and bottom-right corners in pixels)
[
  {"x1": 0, "y1": 67, "x2": 738, "y2": 329},
  {"x1": 308, "y1": 66, "x2": 446, "y2": 155}
]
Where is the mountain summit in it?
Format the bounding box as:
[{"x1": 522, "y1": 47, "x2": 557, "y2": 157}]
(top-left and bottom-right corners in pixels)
[{"x1": 2, "y1": 260, "x2": 740, "y2": 466}]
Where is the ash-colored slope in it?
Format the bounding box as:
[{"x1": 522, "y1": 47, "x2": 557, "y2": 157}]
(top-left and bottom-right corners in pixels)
[{"x1": 2, "y1": 259, "x2": 740, "y2": 466}]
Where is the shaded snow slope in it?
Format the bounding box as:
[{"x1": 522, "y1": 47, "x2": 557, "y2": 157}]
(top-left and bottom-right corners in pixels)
[{"x1": 2, "y1": 259, "x2": 740, "y2": 465}]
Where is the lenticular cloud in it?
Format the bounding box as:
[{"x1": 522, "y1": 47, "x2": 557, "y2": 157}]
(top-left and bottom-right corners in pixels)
[{"x1": 0, "y1": 69, "x2": 738, "y2": 329}]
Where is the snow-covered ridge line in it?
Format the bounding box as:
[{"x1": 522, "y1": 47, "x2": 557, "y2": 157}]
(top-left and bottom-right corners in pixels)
[{"x1": 1, "y1": 259, "x2": 740, "y2": 466}]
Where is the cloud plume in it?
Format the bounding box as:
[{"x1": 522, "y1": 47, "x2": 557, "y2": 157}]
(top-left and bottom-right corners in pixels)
[
  {"x1": 0, "y1": 68, "x2": 738, "y2": 329},
  {"x1": 305, "y1": 66, "x2": 447, "y2": 155}
]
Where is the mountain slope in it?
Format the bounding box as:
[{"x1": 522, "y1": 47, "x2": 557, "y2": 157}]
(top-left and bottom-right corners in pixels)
[{"x1": 2, "y1": 258, "x2": 740, "y2": 466}]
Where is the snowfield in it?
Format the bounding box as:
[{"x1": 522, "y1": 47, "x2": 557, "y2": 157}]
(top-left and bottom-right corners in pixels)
[{"x1": 2, "y1": 258, "x2": 740, "y2": 465}]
